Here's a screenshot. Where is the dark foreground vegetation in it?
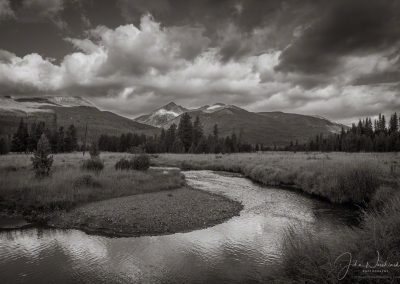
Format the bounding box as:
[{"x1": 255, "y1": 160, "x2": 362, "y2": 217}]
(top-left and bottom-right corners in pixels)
[{"x1": 152, "y1": 152, "x2": 400, "y2": 283}]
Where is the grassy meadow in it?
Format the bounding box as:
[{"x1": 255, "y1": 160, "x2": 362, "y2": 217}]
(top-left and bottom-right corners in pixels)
[
  {"x1": 153, "y1": 152, "x2": 400, "y2": 204},
  {"x1": 0, "y1": 152, "x2": 185, "y2": 218},
  {"x1": 152, "y1": 152, "x2": 400, "y2": 283}
]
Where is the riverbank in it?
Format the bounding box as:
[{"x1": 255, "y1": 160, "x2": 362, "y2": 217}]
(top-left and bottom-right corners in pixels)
[
  {"x1": 152, "y1": 152, "x2": 400, "y2": 282},
  {"x1": 0, "y1": 153, "x2": 243, "y2": 237},
  {"x1": 152, "y1": 152, "x2": 399, "y2": 205},
  {"x1": 49, "y1": 186, "x2": 243, "y2": 237}
]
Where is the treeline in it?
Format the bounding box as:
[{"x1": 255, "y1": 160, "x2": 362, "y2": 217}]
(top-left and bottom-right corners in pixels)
[
  {"x1": 3, "y1": 118, "x2": 79, "y2": 154},
  {"x1": 286, "y1": 112, "x2": 400, "y2": 152},
  {"x1": 99, "y1": 113, "x2": 254, "y2": 153}
]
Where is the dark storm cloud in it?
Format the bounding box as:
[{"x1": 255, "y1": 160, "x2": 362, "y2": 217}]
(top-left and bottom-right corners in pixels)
[
  {"x1": 1, "y1": 0, "x2": 400, "y2": 123},
  {"x1": 0, "y1": 0, "x2": 124, "y2": 60},
  {"x1": 117, "y1": 0, "x2": 321, "y2": 61},
  {"x1": 276, "y1": 0, "x2": 400, "y2": 75}
]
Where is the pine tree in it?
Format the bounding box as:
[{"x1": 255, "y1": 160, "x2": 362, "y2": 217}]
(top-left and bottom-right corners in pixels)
[
  {"x1": 213, "y1": 124, "x2": 219, "y2": 140},
  {"x1": 57, "y1": 127, "x2": 65, "y2": 152},
  {"x1": 12, "y1": 118, "x2": 29, "y2": 152},
  {"x1": 224, "y1": 136, "x2": 232, "y2": 153},
  {"x1": 192, "y1": 116, "x2": 203, "y2": 147},
  {"x1": 365, "y1": 118, "x2": 373, "y2": 136},
  {"x1": 195, "y1": 137, "x2": 209, "y2": 153},
  {"x1": 31, "y1": 134, "x2": 53, "y2": 178},
  {"x1": 212, "y1": 124, "x2": 221, "y2": 153},
  {"x1": 165, "y1": 124, "x2": 177, "y2": 152},
  {"x1": 28, "y1": 122, "x2": 37, "y2": 152},
  {"x1": 389, "y1": 113, "x2": 398, "y2": 134},
  {"x1": 0, "y1": 137, "x2": 10, "y2": 155},
  {"x1": 64, "y1": 124, "x2": 78, "y2": 152},
  {"x1": 11, "y1": 134, "x2": 21, "y2": 153},
  {"x1": 177, "y1": 113, "x2": 193, "y2": 152},
  {"x1": 68, "y1": 124, "x2": 78, "y2": 151},
  {"x1": 171, "y1": 138, "x2": 185, "y2": 153},
  {"x1": 50, "y1": 130, "x2": 59, "y2": 153},
  {"x1": 159, "y1": 128, "x2": 166, "y2": 152},
  {"x1": 231, "y1": 132, "x2": 238, "y2": 152}
]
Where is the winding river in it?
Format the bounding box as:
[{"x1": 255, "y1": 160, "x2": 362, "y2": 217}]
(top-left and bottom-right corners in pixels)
[{"x1": 0, "y1": 171, "x2": 358, "y2": 283}]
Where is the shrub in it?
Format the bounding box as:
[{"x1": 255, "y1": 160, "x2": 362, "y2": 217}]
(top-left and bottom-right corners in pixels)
[
  {"x1": 115, "y1": 158, "x2": 131, "y2": 170},
  {"x1": 81, "y1": 158, "x2": 104, "y2": 172},
  {"x1": 131, "y1": 154, "x2": 150, "y2": 171},
  {"x1": 89, "y1": 143, "x2": 100, "y2": 159},
  {"x1": 31, "y1": 134, "x2": 53, "y2": 178},
  {"x1": 73, "y1": 174, "x2": 101, "y2": 188}
]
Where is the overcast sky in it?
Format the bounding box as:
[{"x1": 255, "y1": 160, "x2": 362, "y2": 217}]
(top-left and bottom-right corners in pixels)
[{"x1": 0, "y1": 0, "x2": 399, "y2": 123}]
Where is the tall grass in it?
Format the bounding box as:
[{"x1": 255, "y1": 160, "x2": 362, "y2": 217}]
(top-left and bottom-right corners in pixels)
[
  {"x1": 0, "y1": 153, "x2": 185, "y2": 215},
  {"x1": 153, "y1": 152, "x2": 393, "y2": 204},
  {"x1": 276, "y1": 190, "x2": 400, "y2": 283}
]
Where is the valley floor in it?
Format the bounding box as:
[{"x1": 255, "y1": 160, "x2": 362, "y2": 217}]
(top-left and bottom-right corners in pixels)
[{"x1": 0, "y1": 152, "x2": 242, "y2": 237}]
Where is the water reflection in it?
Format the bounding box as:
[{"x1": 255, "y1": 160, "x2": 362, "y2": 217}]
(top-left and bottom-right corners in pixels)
[{"x1": 0, "y1": 171, "x2": 358, "y2": 283}]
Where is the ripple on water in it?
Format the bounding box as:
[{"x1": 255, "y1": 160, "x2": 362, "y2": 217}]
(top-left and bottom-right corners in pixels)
[{"x1": 0, "y1": 170, "x2": 358, "y2": 284}]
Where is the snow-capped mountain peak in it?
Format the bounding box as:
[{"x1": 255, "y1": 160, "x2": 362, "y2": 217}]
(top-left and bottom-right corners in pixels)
[
  {"x1": 135, "y1": 102, "x2": 188, "y2": 127},
  {"x1": 134, "y1": 102, "x2": 247, "y2": 127},
  {"x1": 205, "y1": 103, "x2": 226, "y2": 112},
  {"x1": 154, "y1": 108, "x2": 181, "y2": 117}
]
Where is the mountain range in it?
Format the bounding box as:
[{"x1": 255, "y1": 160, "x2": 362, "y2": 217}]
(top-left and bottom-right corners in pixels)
[
  {"x1": 134, "y1": 102, "x2": 345, "y2": 146},
  {"x1": 0, "y1": 96, "x2": 345, "y2": 146},
  {"x1": 0, "y1": 96, "x2": 157, "y2": 142}
]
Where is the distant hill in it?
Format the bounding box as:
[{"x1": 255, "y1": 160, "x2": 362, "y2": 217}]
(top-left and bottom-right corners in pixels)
[
  {"x1": 136, "y1": 102, "x2": 346, "y2": 146},
  {"x1": 0, "y1": 96, "x2": 157, "y2": 142}
]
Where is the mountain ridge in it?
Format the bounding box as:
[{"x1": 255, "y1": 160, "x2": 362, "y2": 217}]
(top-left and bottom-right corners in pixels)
[
  {"x1": 0, "y1": 96, "x2": 347, "y2": 147},
  {"x1": 0, "y1": 96, "x2": 157, "y2": 142},
  {"x1": 135, "y1": 101, "x2": 346, "y2": 146}
]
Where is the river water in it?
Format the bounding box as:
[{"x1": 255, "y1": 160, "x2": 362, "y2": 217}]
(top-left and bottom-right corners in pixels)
[{"x1": 0, "y1": 171, "x2": 358, "y2": 283}]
